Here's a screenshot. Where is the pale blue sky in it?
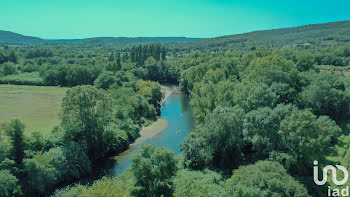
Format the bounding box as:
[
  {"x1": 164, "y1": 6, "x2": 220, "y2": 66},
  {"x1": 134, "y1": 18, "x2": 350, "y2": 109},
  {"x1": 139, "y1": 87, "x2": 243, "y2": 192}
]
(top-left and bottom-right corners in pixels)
[{"x1": 1, "y1": 0, "x2": 349, "y2": 39}]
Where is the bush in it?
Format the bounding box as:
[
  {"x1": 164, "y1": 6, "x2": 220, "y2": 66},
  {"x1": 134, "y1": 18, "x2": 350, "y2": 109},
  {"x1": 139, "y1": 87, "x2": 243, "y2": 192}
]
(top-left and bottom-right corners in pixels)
[{"x1": 1, "y1": 62, "x2": 18, "y2": 76}]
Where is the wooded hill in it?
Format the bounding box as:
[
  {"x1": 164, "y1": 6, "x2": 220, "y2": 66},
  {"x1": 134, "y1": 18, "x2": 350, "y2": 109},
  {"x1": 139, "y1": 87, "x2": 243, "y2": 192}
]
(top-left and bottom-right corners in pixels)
[
  {"x1": 169, "y1": 20, "x2": 350, "y2": 51},
  {"x1": 0, "y1": 30, "x2": 200, "y2": 46}
]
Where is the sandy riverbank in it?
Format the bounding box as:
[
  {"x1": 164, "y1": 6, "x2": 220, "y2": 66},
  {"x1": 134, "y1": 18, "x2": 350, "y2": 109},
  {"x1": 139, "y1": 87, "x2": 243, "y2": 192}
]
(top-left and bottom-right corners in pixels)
[
  {"x1": 112, "y1": 85, "x2": 177, "y2": 160},
  {"x1": 161, "y1": 85, "x2": 179, "y2": 104}
]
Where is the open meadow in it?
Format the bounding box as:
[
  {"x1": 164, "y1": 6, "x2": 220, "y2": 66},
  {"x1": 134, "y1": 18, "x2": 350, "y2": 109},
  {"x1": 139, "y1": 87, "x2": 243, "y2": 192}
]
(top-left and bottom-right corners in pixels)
[{"x1": 0, "y1": 84, "x2": 67, "y2": 135}]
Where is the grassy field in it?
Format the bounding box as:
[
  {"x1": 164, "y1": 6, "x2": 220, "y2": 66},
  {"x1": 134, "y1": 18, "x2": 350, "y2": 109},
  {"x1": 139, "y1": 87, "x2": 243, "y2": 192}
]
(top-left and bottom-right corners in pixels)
[
  {"x1": 0, "y1": 72, "x2": 44, "y2": 85},
  {"x1": 0, "y1": 84, "x2": 68, "y2": 135}
]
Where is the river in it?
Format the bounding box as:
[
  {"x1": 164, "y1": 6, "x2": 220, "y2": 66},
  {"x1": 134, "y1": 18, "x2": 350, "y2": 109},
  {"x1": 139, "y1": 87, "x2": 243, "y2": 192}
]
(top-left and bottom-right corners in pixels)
[{"x1": 52, "y1": 86, "x2": 194, "y2": 195}]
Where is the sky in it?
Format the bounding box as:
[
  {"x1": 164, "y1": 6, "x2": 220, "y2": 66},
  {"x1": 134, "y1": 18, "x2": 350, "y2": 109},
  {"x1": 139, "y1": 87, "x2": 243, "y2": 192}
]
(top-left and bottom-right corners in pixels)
[{"x1": 1, "y1": 0, "x2": 350, "y2": 39}]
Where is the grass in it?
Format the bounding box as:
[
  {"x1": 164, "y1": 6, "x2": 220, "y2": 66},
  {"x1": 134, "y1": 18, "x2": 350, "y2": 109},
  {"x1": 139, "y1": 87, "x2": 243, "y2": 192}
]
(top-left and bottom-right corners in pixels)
[
  {"x1": 0, "y1": 84, "x2": 68, "y2": 135},
  {"x1": 0, "y1": 72, "x2": 44, "y2": 85}
]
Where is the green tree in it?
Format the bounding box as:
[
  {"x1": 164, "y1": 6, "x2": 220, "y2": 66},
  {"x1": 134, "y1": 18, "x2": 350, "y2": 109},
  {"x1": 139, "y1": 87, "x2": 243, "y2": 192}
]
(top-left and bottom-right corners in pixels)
[
  {"x1": 243, "y1": 104, "x2": 295, "y2": 160},
  {"x1": 108, "y1": 52, "x2": 115, "y2": 62},
  {"x1": 144, "y1": 57, "x2": 161, "y2": 81},
  {"x1": 22, "y1": 152, "x2": 57, "y2": 195},
  {"x1": 62, "y1": 141, "x2": 92, "y2": 180},
  {"x1": 225, "y1": 161, "x2": 310, "y2": 197},
  {"x1": 0, "y1": 159, "x2": 19, "y2": 176},
  {"x1": 276, "y1": 110, "x2": 341, "y2": 175},
  {"x1": 244, "y1": 55, "x2": 299, "y2": 89},
  {"x1": 102, "y1": 123, "x2": 129, "y2": 154},
  {"x1": 173, "y1": 170, "x2": 227, "y2": 197},
  {"x1": 295, "y1": 52, "x2": 316, "y2": 72},
  {"x1": 233, "y1": 82, "x2": 279, "y2": 112},
  {"x1": 94, "y1": 71, "x2": 117, "y2": 90},
  {"x1": 136, "y1": 80, "x2": 163, "y2": 114},
  {"x1": 60, "y1": 85, "x2": 113, "y2": 160},
  {"x1": 3, "y1": 119, "x2": 25, "y2": 165},
  {"x1": 62, "y1": 172, "x2": 134, "y2": 197},
  {"x1": 131, "y1": 145, "x2": 177, "y2": 197},
  {"x1": 1, "y1": 62, "x2": 18, "y2": 76},
  {"x1": 190, "y1": 73, "x2": 235, "y2": 122},
  {"x1": 0, "y1": 170, "x2": 20, "y2": 197},
  {"x1": 104, "y1": 62, "x2": 119, "y2": 72},
  {"x1": 79, "y1": 175, "x2": 134, "y2": 197},
  {"x1": 298, "y1": 72, "x2": 350, "y2": 121},
  {"x1": 182, "y1": 106, "x2": 245, "y2": 171}
]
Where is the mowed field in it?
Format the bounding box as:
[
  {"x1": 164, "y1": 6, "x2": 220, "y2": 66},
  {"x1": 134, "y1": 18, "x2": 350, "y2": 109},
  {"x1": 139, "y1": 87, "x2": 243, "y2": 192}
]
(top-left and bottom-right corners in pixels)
[{"x1": 0, "y1": 84, "x2": 68, "y2": 135}]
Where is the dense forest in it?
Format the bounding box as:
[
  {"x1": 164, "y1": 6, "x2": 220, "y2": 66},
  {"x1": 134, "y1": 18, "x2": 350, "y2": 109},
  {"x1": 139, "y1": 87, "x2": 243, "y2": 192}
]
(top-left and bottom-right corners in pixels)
[{"x1": 1, "y1": 20, "x2": 350, "y2": 197}]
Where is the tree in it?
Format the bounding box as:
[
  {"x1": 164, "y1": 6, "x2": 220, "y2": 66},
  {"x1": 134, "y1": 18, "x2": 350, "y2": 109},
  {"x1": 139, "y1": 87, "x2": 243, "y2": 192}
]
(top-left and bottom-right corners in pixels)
[
  {"x1": 22, "y1": 152, "x2": 57, "y2": 195},
  {"x1": 144, "y1": 57, "x2": 161, "y2": 81},
  {"x1": 3, "y1": 119, "x2": 25, "y2": 165},
  {"x1": 182, "y1": 106, "x2": 246, "y2": 171},
  {"x1": 122, "y1": 52, "x2": 129, "y2": 62},
  {"x1": 102, "y1": 123, "x2": 129, "y2": 154},
  {"x1": 161, "y1": 47, "x2": 166, "y2": 61},
  {"x1": 243, "y1": 104, "x2": 295, "y2": 160},
  {"x1": 26, "y1": 47, "x2": 53, "y2": 59},
  {"x1": 136, "y1": 80, "x2": 163, "y2": 114},
  {"x1": 62, "y1": 141, "x2": 92, "y2": 180},
  {"x1": 295, "y1": 51, "x2": 315, "y2": 72},
  {"x1": 1, "y1": 62, "x2": 18, "y2": 76},
  {"x1": 77, "y1": 175, "x2": 133, "y2": 197},
  {"x1": 225, "y1": 161, "x2": 310, "y2": 197},
  {"x1": 0, "y1": 135, "x2": 10, "y2": 163},
  {"x1": 0, "y1": 49, "x2": 18, "y2": 64},
  {"x1": 245, "y1": 55, "x2": 299, "y2": 89},
  {"x1": 190, "y1": 73, "x2": 235, "y2": 122},
  {"x1": 116, "y1": 53, "x2": 122, "y2": 70},
  {"x1": 108, "y1": 52, "x2": 115, "y2": 62},
  {"x1": 104, "y1": 62, "x2": 119, "y2": 72},
  {"x1": 131, "y1": 145, "x2": 177, "y2": 197},
  {"x1": 173, "y1": 170, "x2": 227, "y2": 197},
  {"x1": 60, "y1": 85, "x2": 113, "y2": 160},
  {"x1": 0, "y1": 170, "x2": 20, "y2": 197},
  {"x1": 62, "y1": 173, "x2": 134, "y2": 197},
  {"x1": 276, "y1": 110, "x2": 341, "y2": 175},
  {"x1": 94, "y1": 71, "x2": 117, "y2": 90},
  {"x1": 0, "y1": 159, "x2": 19, "y2": 176},
  {"x1": 233, "y1": 82, "x2": 279, "y2": 112},
  {"x1": 298, "y1": 72, "x2": 350, "y2": 121}
]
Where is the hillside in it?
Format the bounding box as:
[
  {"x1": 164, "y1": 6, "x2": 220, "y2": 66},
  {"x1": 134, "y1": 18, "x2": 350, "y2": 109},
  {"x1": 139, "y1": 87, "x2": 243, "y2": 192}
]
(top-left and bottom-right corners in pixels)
[
  {"x1": 55, "y1": 36, "x2": 201, "y2": 46},
  {"x1": 0, "y1": 30, "x2": 49, "y2": 45},
  {"x1": 0, "y1": 30, "x2": 200, "y2": 46},
  {"x1": 169, "y1": 20, "x2": 350, "y2": 51}
]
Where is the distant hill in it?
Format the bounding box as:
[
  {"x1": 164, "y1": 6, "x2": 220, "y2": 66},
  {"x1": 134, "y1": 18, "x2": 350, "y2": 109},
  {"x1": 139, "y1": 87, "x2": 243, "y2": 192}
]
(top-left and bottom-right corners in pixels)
[
  {"x1": 169, "y1": 20, "x2": 350, "y2": 50},
  {"x1": 53, "y1": 37, "x2": 201, "y2": 46},
  {"x1": 0, "y1": 30, "x2": 49, "y2": 45},
  {"x1": 0, "y1": 30, "x2": 200, "y2": 46}
]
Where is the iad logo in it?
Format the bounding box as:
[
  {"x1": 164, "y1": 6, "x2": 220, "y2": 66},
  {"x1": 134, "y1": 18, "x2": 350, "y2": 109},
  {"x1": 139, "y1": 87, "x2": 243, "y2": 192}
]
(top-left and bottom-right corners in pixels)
[
  {"x1": 314, "y1": 160, "x2": 349, "y2": 196},
  {"x1": 314, "y1": 160, "x2": 348, "y2": 185}
]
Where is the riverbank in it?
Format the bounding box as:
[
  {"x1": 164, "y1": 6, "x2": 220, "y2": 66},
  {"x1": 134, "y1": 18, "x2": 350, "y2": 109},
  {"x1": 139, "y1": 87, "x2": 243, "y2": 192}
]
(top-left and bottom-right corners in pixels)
[
  {"x1": 112, "y1": 85, "x2": 177, "y2": 161},
  {"x1": 112, "y1": 118, "x2": 168, "y2": 160},
  {"x1": 161, "y1": 85, "x2": 179, "y2": 104}
]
